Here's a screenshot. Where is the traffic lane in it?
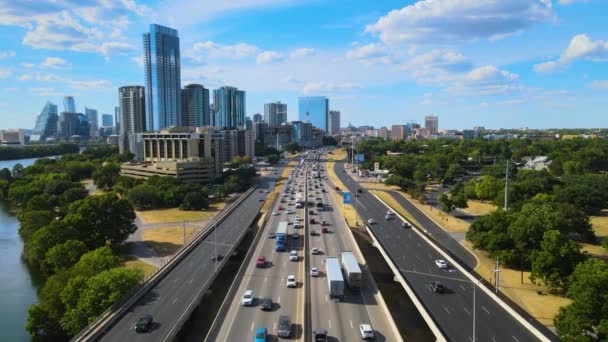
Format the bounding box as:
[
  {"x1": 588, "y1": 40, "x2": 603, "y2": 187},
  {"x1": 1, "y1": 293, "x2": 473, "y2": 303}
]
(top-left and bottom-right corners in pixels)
[{"x1": 340, "y1": 168, "x2": 538, "y2": 341}]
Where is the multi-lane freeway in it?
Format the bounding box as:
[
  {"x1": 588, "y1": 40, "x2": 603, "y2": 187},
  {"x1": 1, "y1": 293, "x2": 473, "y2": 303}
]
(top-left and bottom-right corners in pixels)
[
  {"x1": 333, "y1": 160, "x2": 555, "y2": 342},
  {"x1": 94, "y1": 170, "x2": 283, "y2": 342},
  {"x1": 215, "y1": 155, "x2": 400, "y2": 341}
]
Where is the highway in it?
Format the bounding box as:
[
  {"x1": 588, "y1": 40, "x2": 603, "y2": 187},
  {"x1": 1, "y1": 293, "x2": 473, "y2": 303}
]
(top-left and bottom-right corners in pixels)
[
  {"x1": 96, "y1": 170, "x2": 282, "y2": 342},
  {"x1": 333, "y1": 160, "x2": 550, "y2": 342},
  {"x1": 216, "y1": 155, "x2": 401, "y2": 341}
]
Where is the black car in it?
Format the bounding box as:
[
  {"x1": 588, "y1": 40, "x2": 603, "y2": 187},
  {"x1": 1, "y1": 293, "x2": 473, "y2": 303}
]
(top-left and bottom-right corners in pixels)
[
  {"x1": 260, "y1": 297, "x2": 273, "y2": 311},
  {"x1": 211, "y1": 255, "x2": 223, "y2": 262},
  {"x1": 135, "y1": 315, "x2": 153, "y2": 333},
  {"x1": 430, "y1": 281, "x2": 445, "y2": 293},
  {"x1": 313, "y1": 329, "x2": 328, "y2": 341}
]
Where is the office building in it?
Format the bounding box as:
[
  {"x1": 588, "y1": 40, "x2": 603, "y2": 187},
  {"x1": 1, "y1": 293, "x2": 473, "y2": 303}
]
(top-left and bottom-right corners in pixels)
[
  {"x1": 425, "y1": 115, "x2": 438, "y2": 135},
  {"x1": 245, "y1": 116, "x2": 253, "y2": 131},
  {"x1": 379, "y1": 127, "x2": 390, "y2": 139},
  {"x1": 58, "y1": 112, "x2": 80, "y2": 140},
  {"x1": 328, "y1": 110, "x2": 340, "y2": 135},
  {"x1": 102, "y1": 114, "x2": 113, "y2": 127},
  {"x1": 33, "y1": 101, "x2": 58, "y2": 141},
  {"x1": 0, "y1": 129, "x2": 25, "y2": 146},
  {"x1": 119, "y1": 86, "x2": 146, "y2": 155},
  {"x1": 264, "y1": 125, "x2": 293, "y2": 151},
  {"x1": 77, "y1": 114, "x2": 90, "y2": 138},
  {"x1": 63, "y1": 96, "x2": 76, "y2": 113},
  {"x1": 114, "y1": 106, "x2": 120, "y2": 134},
  {"x1": 85, "y1": 107, "x2": 99, "y2": 137},
  {"x1": 391, "y1": 125, "x2": 407, "y2": 141},
  {"x1": 298, "y1": 96, "x2": 328, "y2": 132},
  {"x1": 181, "y1": 84, "x2": 210, "y2": 127},
  {"x1": 144, "y1": 24, "x2": 182, "y2": 130},
  {"x1": 219, "y1": 129, "x2": 253, "y2": 162},
  {"x1": 213, "y1": 86, "x2": 246, "y2": 129},
  {"x1": 253, "y1": 113, "x2": 263, "y2": 123},
  {"x1": 292, "y1": 120, "x2": 313, "y2": 148},
  {"x1": 264, "y1": 101, "x2": 287, "y2": 127}
]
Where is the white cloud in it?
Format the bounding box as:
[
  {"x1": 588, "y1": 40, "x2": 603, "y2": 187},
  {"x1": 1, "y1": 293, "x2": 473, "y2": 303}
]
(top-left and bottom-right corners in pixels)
[
  {"x1": 18, "y1": 74, "x2": 33, "y2": 81},
  {"x1": 256, "y1": 51, "x2": 285, "y2": 64},
  {"x1": 366, "y1": 0, "x2": 554, "y2": 45},
  {"x1": 29, "y1": 73, "x2": 112, "y2": 91},
  {"x1": 589, "y1": 80, "x2": 608, "y2": 90},
  {"x1": 449, "y1": 65, "x2": 519, "y2": 94},
  {"x1": 29, "y1": 87, "x2": 63, "y2": 97},
  {"x1": 345, "y1": 43, "x2": 390, "y2": 64},
  {"x1": 40, "y1": 57, "x2": 71, "y2": 69},
  {"x1": 0, "y1": 69, "x2": 11, "y2": 79},
  {"x1": 132, "y1": 55, "x2": 144, "y2": 67},
  {"x1": 290, "y1": 48, "x2": 315, "y2": 59},
  {"x1": 402, "y1": 50, "x2": 472, "y2": 84},
  {"x1": 21, "y1": 63, "x2": 36, "y2": 68},
  {"x1": 301, "y1": 81, "x2": 361, "y2": 94},
  {"x1": 187, "y1": 41, "x2": 259, "y2": 62},
  {"x1": 0, "y1": 51, "x2": 16, "y2": 59},
  {"x1": 534, "y1": 34, "x2": 608, "y2": 72},
  {"x1": 559, "y1": 0, "x2": 589, "y2": 4}
]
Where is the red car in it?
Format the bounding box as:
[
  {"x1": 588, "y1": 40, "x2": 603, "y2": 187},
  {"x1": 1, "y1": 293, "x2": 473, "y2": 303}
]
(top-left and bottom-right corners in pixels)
[
  {"x1": 256, "y1": 256, "x2": 266, "y2": 268},
  {"x1": 278, "y1": 206, "x2": 284, "y2": 210},
  {"x1": 322, "y1": 228, "x2": 328, "y2": 234}
]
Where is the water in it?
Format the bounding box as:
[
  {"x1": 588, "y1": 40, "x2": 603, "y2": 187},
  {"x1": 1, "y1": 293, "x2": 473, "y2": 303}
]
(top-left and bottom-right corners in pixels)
[{"x1": 0, "y1": 158, "x2": 48, "y2": 342}]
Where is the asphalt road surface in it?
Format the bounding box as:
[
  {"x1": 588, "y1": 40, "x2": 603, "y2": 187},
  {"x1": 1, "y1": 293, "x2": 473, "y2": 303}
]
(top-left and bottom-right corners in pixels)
[
  {"x1": 333, "y1": 161, "x2": 548, "y2": 342},
  {"x1": 97, "y1": 170, "x2": 282, "y2": 342}
]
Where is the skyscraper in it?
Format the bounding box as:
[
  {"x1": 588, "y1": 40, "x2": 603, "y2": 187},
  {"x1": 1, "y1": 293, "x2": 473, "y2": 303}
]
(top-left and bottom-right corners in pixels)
[
  {"x1": 114, "y1": 106, "x2": 120, "y2": 134},
  {"x1": 391, "y1": 125, "x2": 407, "y2": 141},
  {"x1": 85, "y1": 107, "x2": 99, "y2": 137},
  {"x1": 58, "y1": 112, "x2": 80, "y2": 140},
  {"x1": 119, "y1": 86, "x2": 146, "y2": 154},
  {"x1": 213, "y1": 86, "x2": 246, "y2": 129},
  {"x1": 34, "y1": 101, "x2": 58, "y2": 141},
  {"x1": 328, "y1": 110, "x2": 341, "y2": 135},
  {"x1": 298, "y1": 96, "x2": 328, "y2": 132},
  {"x1": 253, "y1": 113, "x2": 263, "y2": 123},
  {"x1": 181, "y1": 84, "x2": 210, "y2": 127},
  {"x1": 143, "y1": 24, "x2": 182, "y2": 130},
  {"x1": 102, "y1": 114, "x2": 113, "y2": 127},
  {"x1": 264, "y1": 101, "x2": 287, "y2": 127},
  {"x1": 63, "y1": 96, "x2": 76, "y2": 113},
  {"x1": 425, "y1": 115, "x2": 438, "y2": 135}
]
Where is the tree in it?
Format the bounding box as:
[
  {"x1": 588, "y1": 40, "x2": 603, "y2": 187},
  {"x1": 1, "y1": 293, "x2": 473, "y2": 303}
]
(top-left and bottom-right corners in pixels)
[
  {"x1": 554, "y1": 259, "x2": 608, "y2": 340},
  {"x1": 64, "y1": 193, "x2": 136, "y2": 248},
  {"x1": 285, "y1": 142, "x2": 301, "y2": 153},
  {"x1": 92, "y1": 163, "x2": 121, "y2": 190},
  {"x1": 127, "y1": 184, "x2": 161, "y2": 210},
  {"x1": 71, "y1": 247, "x2": 119, "y2": 277},
  {"x1": 26, "y1": 303, "x2": 67, "y2": 341},
  {"x1": 12, "y1": 163, "x2": 24, "y2": 178},
  {"x1": 322, "y1": 136, "x2": 337, "y2": 146},
  {"x1": 474, "y1": 175, "x2": 501, "y2": 201},
  {"x1": 267, "y1": 154, "x2": 280, "y2": 165},
  {"x1": 25, "y1": 221, "x2": 79, "y2": 268},
  {"x1": 180, "y1": 191, "x2": 209, "y2": 211},
  {"x1": 443, "y1": 163, "x2": 465, "y2": 184},
  {"x1": 439, "y1": 192, "x2": 468, "y2": 214},
  {"x1": 43, "y1": 240, "x2": 88, "y2": 274},
  {"x1": 530, "y1": 230, "x2": 587, "y2": 293}
]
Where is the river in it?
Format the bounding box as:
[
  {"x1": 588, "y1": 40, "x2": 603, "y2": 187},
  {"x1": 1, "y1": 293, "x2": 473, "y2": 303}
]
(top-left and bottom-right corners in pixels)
[{"x1": 0, "y1": 157, "x2": 50, "y2": 341}]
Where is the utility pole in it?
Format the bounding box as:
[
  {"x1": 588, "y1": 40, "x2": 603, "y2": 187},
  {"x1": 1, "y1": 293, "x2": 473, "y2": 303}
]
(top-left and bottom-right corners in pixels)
[
  {"x1": 504, "y1": 159, "x2": 509, "y2": 211},
  {"x1": 494, "y1": 257, "x2": 501, "y2": 294}
]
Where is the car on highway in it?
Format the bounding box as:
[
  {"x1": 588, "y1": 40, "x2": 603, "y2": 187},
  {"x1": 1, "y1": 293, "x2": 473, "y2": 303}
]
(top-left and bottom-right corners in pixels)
[
  {"x1": 272, "y1": 211, "x2": 279, "y2": 216},
  {"x1": 278, "y1": 205, "x2": 284, "y2": 210},
  {"x1": 367, "y1": 218, "x2": 376, "y2": 225},
  {"x1": 254, "y1": 327, "x2": 267, "y2": 342},
  {"x1": 256, "y1": 256, "x2": 266, "y2": 268},
  {"x1": 268, "y1": 232, "x2": 275, "y2": 239},
  {"x1": 135, "y1": 314, "x2": 153, "y2": 333},
  {"x1": 322, "y1": 227, "x2": 328, "y2": 233},
  {"x1": 292, "y1": 233, "x2": 299, "y2": 239},
  {"x1": 321, "y1": 220, "x2": 328, "y2": 226},
  {"x1": 401, "y1": 221, "x2": 411, "y2": 228},
  {"x1": 312, "y1": 329, "x2": 328, "y2": 341},
  {"x1": 277, "y1": 315, "x2": 292, "y2": 338},
  {"x1": 310, "y1": 267, "x2": 319, "y2": 277},
  {"x1": 241, "y1": 290, "x2": 254, "y2": 306},
  {"x1": 384, "y1": 214, "x2": 392, "y2": 220},
  {"x1": 260, "y1": 298, "x2": 273, "y2": 311},
  {"x1": 430, "y1": 281, "x2": 445, "y2": 293},
  {"x1": 310, "y1": 230, "x2": 318, "y2": 236},
  {"x1": 310, "y1": 218, "x2": 316, "y2": 224},
  {"x1": 286, "y1": 275, "x2": 297, "y2": 288},
  {"x1": 359, "y1": 324, "x2": 375, "y2": 340},
  {"x1": 311, "y1": 247, "x2": 320, "y2": 255},
  {"x1": 286, "y1": 208, "x2": 293, "y2": 214},
  {"x1": 295, "y1": 215, "x2": 301, "y2": 221},
  {"x1": 435, "y1": 259, "x2": 448, "y2": 269},
  {"x1": 289, "y1": 250, "x2": 298, "y2": 261},
  {"x1": 211, "y1": 254, "x2": 223, "y2": 262}
]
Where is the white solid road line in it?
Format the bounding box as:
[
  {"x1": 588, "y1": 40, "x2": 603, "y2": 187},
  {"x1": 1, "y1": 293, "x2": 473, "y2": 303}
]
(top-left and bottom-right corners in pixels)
[
  {"x1": 512, "y1": 336, "x2": 520, "y2": 342},
  {"x1": 172, "y1": 298, "x2": 178, "y2": 305},
  {"x1": 328, "y1": 319, "x2": 332, "y2": 329},
  {"x1": 350, "y1": 320, "x2": 354, "y2": 329},
  {"x1": 250, "y1": 322, "x2": 254, "y2": 331},
  {"x1": 482, "y1": 306, "x2": 490, "y2": 315}
]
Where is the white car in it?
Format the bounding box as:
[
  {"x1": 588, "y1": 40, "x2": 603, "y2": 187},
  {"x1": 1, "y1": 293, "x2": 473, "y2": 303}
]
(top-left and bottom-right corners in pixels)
[
  {"x1": 272, "y1": 211, "x2": 279, "y2": 216},
  {"x1": 359, "y1": 324, "x2": 375, "y2": 340},
  {"x1": 310, "y1": 267, "x2": 319, "y2": 277},
  {"x1": 295, "y1": 215, "x2": 301, "y2": 221},
  {"x1": 435, "y1": 259, "x2": 448, "y2": 269},
  {"x1": 386, "y1": 210, "x2": 395, "y2": 216},
  {"x1": 286, "y1": 208, "x2": 293, "y2": 214},
  {"x1": 311, "y1": 247, "x2": 320, "y2": 255},
  {"x1": 286, "y1": 275, "x2": 297, "y2": 288},
  {"x1": 289, "y1": 250, "x2": 298, "y2": 261},
  {"x1": 241, "y1": 290, "x2": 254, "y2": 306},
  {"x1": 367, "y1": 218, "x2": 376, "y2": 225}
]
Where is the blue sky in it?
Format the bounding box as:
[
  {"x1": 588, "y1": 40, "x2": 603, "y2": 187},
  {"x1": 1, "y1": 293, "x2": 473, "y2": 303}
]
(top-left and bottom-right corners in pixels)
[{"x1": 0, "y1": 0, "x2": 607, "y2": 130}]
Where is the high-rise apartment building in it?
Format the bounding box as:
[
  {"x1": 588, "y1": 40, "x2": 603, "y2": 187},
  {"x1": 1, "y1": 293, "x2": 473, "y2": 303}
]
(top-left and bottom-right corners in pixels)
[
  {"x1": 181, "y1": 84, "x2": 210, "y2": 127},
  {"x1": 213, "y1": 86, "x2": 245, "y2": 129},
  {"x1": 292, "y1": 120, "x2": 313, "y2": 148},
  {"x1": 114, "y1": 106, "x2": 120, "y2": 134},
  {"x1": 253, "y1": 113, "x2": 263, "y2": 123},
  {"x1": 298, "y1": 96, "x2": 328, "y2": 132},
  {"x1": 391, "y1": 125, "x2": 407, "y2": 141},
  {"x1": 119, "y1": 86, "x2": 146, "y2": 155},
  {"x1": 328, "y1": 110, "x2": 340, "y2": 135},
  {"x1": 34, "y1": 101, "x2": 58, "y2": 141},
  {"x1": 63, "y1": 96, "x2": 76, "y2": 113},
  {"x1": 144, "y1": 24, "x2": 182, "y2": 130},
  {"x1": 102, "y1": 114, "x2": 113, "y2": 127},
  {"x1": 264, "y1": 101, "x2": 287, "y2": 127},
  {"x1": 425, "y1": 115, "x2": 438, "y2": 135},
  {"x1": 85, "y1": 107, "x2": 99, "y2": 137}
]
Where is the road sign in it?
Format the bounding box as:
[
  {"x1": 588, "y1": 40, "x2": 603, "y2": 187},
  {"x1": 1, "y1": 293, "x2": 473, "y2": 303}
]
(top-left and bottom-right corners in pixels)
[
  {"x1": 343, "y1": 192, "x2": 352, "y2": 204},
  {"x1": 355, "y1": 154, "x2": 365, "y2": 163}
]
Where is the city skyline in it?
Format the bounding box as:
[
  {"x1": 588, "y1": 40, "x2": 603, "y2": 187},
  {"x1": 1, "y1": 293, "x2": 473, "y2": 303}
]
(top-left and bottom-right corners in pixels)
[{"x1": 0, "y1": 1, "x2": 607, "y2": 130}]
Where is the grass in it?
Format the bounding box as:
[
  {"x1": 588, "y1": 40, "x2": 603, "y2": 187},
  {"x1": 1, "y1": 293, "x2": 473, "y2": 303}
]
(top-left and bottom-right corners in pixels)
[
  {"x1": 122, "y1": 257, "x2": 158, "y2": 278},
  {"x1": 397, "y1": 192, "x2": 470, "y2": 233},
  {"x1": 325, "y1": 153, "x2": 364, "y2": 228},
  {"x1": 463, "y1": 200, "x2": 498, "y2": 216},
  {"x1": 359, "y1": 182, "x2": 401, "y2": 191},
  {"x1": 462, "y1": 240, "x2": 571, "y2": 327},
  {"x1": 141, "y1": 225, "x2": 199, "y2": 256},
  {"x1": 136, "y1": 203, "x2": 225, "y2": 224},
  {"x1": 591, "y1": 209, "x2": 608, "y2": 238}
]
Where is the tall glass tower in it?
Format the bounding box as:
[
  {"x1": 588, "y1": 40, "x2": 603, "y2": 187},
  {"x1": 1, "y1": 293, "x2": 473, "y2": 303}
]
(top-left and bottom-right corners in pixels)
[
  {"x1": 34, "y1": 101, "x2": 58, "y2": 141},
  {"x1": 143, "y1": 24, "x2": 182, "y2": 130},
  {"x1": 181, "y1": 84, "x2": 210, "y2": 127},
  {"x1": 298, "y1": 96, "x2": 328, "y2": 132},
  {"x1": 213, "y1": 86, "x2": 245, "y2": 129},
  {"x1": 63, "y1": 96, "x2": 76, "y2": 113}
]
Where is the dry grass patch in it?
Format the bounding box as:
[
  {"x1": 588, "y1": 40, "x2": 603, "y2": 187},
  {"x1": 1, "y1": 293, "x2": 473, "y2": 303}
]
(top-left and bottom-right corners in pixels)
[
  {"x1": 581, "y1": 243, "x2": 608, "y2": 257},
  {"x1": 359, "y1": 182, "x2": 401, "y2": 191},
  {"x1": 591, "y1": 209, "x2": 608, "y2": 238},
  {"x1": 461, "y1": 241, "x2": 571, "y2": 327},
  {"x1": 122, "y1": 257, "x2": 158, "y2": 278},
  {"x1": 397, "y1": 192, "x2": 470, "y2": 233},
  {"x1": 142, "y1": 225, "x2": 198, "y2": 256},
  {"x1": 325, "y1": 158, "x2": 364, "y2": 228},
  {"x1": 136, "y1": 204, "x2": 225, "y2": 224},
  {"x1": 463, "y1": 200, "x2": 498, "y2": 216}
]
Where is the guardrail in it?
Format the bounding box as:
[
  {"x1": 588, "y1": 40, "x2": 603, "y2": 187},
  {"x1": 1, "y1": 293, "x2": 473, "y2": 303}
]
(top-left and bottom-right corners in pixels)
[{"x1": 73, "y1": 186, "x2": 257, "y2": 342}]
